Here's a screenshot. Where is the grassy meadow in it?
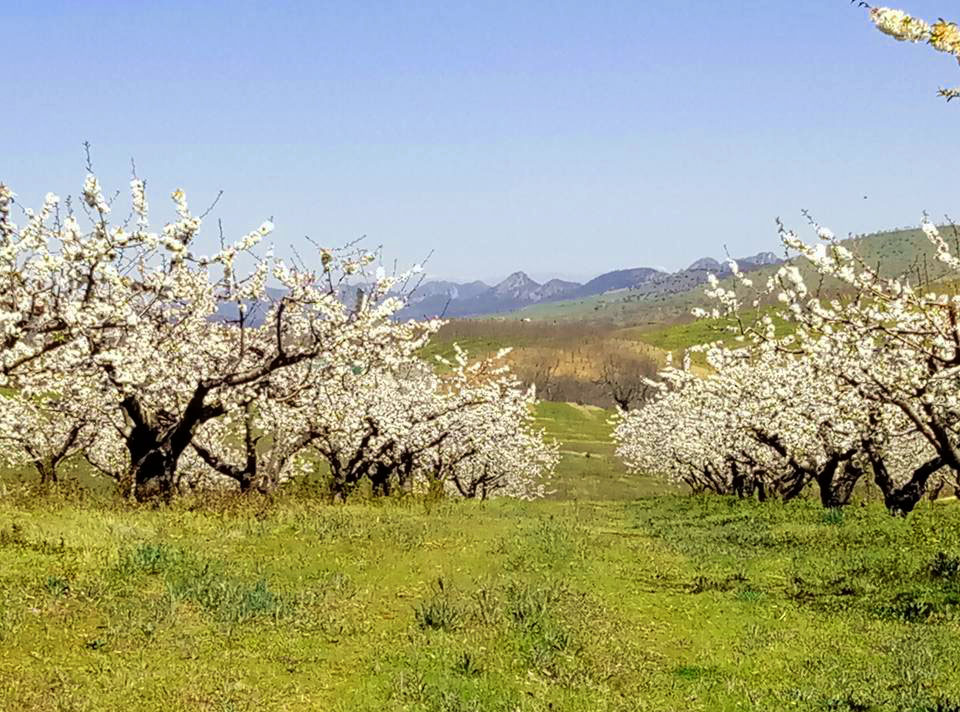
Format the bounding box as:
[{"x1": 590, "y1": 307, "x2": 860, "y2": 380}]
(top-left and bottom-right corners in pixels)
[
  {"x1": 3, "y1": 402, "x2": 960, "y2": 710},
  {"x1": 532, "y1": 401, "x2": 669, "y2": 501},
  {"x1": 8, "y1": 1, "x2": 960, "y2": 707},
  {"x1": 5, "y1": 494, "x2": 960, "y2": 710}
]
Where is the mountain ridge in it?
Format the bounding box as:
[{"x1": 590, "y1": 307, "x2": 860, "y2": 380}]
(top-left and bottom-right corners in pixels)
[{"x1": 396, "y1": 250, "x2": 783, "y2": 319}]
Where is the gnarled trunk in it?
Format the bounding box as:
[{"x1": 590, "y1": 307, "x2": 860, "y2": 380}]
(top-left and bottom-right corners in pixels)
[
  {"x1": 127, "y1": 437, "x2": 180, "y2": 501},
  {"x1": 121, "y1": 385, "x2": 225, "y2": 501},
  {"x1": 816, "y1": 460, "x2": 864, "y2": 509},
  {"x1": 874, "y1": 454, "x2": 944, "y2": 516},
  {"x1": 369, "y1": 463, "x2": 395, "y2": 497}
]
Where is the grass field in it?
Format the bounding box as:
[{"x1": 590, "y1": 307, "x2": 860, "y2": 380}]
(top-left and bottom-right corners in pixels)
[
  {"x1": 3, "y1": 403, "x2": 960, "y2": 710},
  {"x1": 621, "y1": 308, "x2": 794, "y2": 362},
  {"x1": 4, "y1": 495, "x2": 960, "y2": 710},
  {"x1": 532, "y1": 401, "x2": 669, "y2": 500}
]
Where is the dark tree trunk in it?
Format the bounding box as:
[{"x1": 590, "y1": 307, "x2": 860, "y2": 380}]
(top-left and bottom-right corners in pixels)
[
  {"x1": 731, "y1": 462, "x2": 748, "y2": 499},
  {"x1": 32, "y1": 458, "x2": 57, "y2": 485},
  {"x1": 128, "y1": 442, "x2": 180, "y2": 501},
  {"x1": 370, "y1": 464, "x2": 394, "y2": 497},
  {"x1": 329, "y1": 477, "x2": 350, "y2": 503},
  {"x1": 450, "y1": 472, "x2": 479, "y2": 498},
  {"x1": 755, "y1": 480, "x2": 768, "y2": 502},
  {"x1": 24, "y1": 423, "x2": 85, "y2": 487},
  {"x1": 395, "y1": 454, "x2": 417, "y2": 493},
  {"x1": 120, "y1": 384, "x2": 227, "y2": 500},
  {"x1": 749, "y1": 429, "x2": 813, "y2": 501},
  {"x1": 927, "y1": 477, "x2": 947, "y2": 501},
  {"x1": 816, "y1": 460, "x2": 864, "y2": 508},
  {"x1": 867, "y1": 445, "x2": 945, "y2": 516},
  {"x1": 776, "y1": 468, "x2": 812, "y2": 502}
]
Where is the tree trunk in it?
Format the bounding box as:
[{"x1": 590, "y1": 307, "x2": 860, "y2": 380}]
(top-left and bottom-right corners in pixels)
[
  {"x1": 370, "y1": 464, "x2": 394, "y2": 497},
  {"x1": 868, "y1": 446, "x2": 944, "y2": 516},
  {"x1": 33, "y1": 458, "x2": 57, "y2": 485},
  {"x1": 927, "y1": 476, "x2": 947, "y2": 501},
  {"x1": 120, "y1": 386, "x2": 225, "y2": 501},
  {"x1": 730, "y1": 461, "x2": 748, "y2": 499},
  {"x1": 816, "y1": 459, "x2": 863, "y2": 508},
  {"x1": 128, "y1": 444, "x2": 179, "y2": 501},
  {"x1": 755, "y1": 479, "x2": 768, "y2": 502},
  {"x1": 329, "y1": 478, "x2": 349, "y2": 503}
]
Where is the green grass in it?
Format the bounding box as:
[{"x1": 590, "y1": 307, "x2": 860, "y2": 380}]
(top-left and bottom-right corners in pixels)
[
  {"x1": 417, "y1": 336, "x2": 510, "y2": 365},
  {"x1": 3, "y1": 495, "x2": 960, "y2": 709},
  {"x1": 533, "y1": 401, "x2": 668, "y2": 500},
  {"x1": 622, "y1": 307, "x2": 794, "y2": 357},
  {"x1": 623, "y1": 317, "x2": 741, "y2": 353},
  {"x1": 4, "y1": 386, "x2": 960, "y2": 709}
]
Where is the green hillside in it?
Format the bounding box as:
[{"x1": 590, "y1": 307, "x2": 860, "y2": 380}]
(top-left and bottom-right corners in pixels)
[
  {"x1": 509, "y1": 225, "x2": 955, "y2": 326},
  {"x1": 621, "y1": 307, "x2": 794, "y2": 357}
]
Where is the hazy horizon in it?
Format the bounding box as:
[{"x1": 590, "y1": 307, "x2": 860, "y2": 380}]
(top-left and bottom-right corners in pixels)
[{"x1": 4, "y1": 1, "x2": 959, "y2": 281}]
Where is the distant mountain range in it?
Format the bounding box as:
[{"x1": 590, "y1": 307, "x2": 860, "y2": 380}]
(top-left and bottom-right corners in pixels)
[
  {"x1": 396, "y1": 251, "x2": 781, "y2": 319},
  {"x1": 215, "y1": 226, "x2": 955, "y2": 326},
  {"x1": 213, "y1": 250, "x2": 782, "y2": 324}
]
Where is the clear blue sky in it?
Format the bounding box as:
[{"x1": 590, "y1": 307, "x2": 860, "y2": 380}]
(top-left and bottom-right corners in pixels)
[{"x1": 3, "y1": 1, "x2": 958, "y2": 283}]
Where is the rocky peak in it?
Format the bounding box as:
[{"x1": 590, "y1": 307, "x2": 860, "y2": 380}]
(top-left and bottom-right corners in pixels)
[
  {"x1": 492, "y1": 271, "x2": 541, "y2": 300},
  {"x1": 739, "y1": 251, "x2": 780, "y2": 267},
  {"x1": 687, "y1": 257, "x2": 723, "y2": 272},
  {"x1": 532, "y1": 278, "x2": 581, "y2": 301}
]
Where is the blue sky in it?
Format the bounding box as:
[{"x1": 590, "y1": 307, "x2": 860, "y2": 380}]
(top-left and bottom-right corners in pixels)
[{"x1": 3, "y1": 1, "x2": 958, "y2": 282}]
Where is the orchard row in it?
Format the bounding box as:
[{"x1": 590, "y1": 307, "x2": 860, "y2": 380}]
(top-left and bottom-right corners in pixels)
[{"x1": 0, "y1": 176, "x2": 556, "y2": 501}]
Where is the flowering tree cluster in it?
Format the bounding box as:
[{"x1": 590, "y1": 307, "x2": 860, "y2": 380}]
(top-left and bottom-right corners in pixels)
[
  {"x1": 0, "y1": 172, "x2": 555, "y2": 501},
  {"x1": 868, "y1": 5, "x2": 960, "y2": 100},
  {"x1": 615, "y1": 5, "x2": 960, "y2": 515},
  {"x1": 614, "y1": 223, "x2": 960, "y2": 515}
]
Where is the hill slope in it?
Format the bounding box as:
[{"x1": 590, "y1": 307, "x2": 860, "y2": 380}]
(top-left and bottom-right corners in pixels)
[{"x1": 512, "y1": 226, "x2": 954, "y2": 325}]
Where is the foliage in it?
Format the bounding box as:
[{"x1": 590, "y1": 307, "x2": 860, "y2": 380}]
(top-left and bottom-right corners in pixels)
[{"x1": 0, "y1": 172, "x2": 555, "y2": 502}]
